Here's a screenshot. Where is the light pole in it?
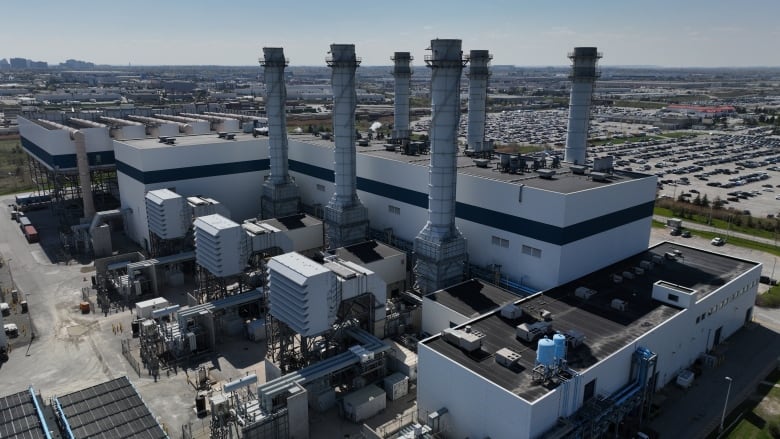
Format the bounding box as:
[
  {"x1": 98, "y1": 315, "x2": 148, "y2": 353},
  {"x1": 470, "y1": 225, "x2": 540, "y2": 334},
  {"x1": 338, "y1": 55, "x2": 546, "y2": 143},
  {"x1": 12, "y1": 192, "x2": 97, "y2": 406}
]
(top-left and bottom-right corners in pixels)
[{"x1": 720, "y1": 376, "x2": 733, "y2": 434}]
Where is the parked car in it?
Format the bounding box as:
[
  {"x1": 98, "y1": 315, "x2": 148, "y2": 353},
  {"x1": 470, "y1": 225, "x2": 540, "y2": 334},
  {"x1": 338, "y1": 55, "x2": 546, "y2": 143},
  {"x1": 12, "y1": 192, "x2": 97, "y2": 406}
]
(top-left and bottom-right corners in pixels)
[
  {"x1": 681, "y1": 230, "x2": 691, "y2": 238},
  {"x1": 3, "y1": 323, "x2": 18, "y2": 337},
  {"x1": 711, "y1": 237, "x2": 725, "y2": 246}
]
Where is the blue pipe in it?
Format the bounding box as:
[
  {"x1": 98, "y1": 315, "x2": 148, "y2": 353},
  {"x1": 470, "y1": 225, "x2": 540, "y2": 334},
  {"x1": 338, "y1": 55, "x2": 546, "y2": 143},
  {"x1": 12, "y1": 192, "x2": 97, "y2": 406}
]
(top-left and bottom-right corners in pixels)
[
  {"x1": 53, "y1": 397, "x2": 76, "y2": 439},
  {"x1": 28, "y1": 387, "x2": 53, "y2": 439}
]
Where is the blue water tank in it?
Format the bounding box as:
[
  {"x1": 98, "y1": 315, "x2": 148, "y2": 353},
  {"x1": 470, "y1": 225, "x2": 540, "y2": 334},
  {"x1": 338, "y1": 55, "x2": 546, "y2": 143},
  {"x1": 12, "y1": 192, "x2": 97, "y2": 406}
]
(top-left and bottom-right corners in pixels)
[
  {"x1": 553, "y1": 333, "x2": 567, "y2": 362},
  {"x1": 536, "y1": 337, "x2": 555, "y2": 368}
]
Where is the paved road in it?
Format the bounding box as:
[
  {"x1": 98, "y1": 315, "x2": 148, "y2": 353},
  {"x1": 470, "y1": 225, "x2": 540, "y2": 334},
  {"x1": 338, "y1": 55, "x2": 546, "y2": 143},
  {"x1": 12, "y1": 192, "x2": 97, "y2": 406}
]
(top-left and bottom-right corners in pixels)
[{"x1": 654, "y1": 214, "x2": 778, "y2": 247}]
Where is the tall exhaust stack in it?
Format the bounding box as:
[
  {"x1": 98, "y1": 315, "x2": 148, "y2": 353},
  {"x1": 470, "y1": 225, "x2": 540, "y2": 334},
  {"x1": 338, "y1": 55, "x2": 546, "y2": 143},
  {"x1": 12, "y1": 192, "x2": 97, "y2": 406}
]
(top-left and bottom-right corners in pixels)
[
  {"x1": 466, "y1": 49, "x2": 491, "y2": 154},
  {"x1": 564, "y1": 47, "x2": 601, "y2": 165},
  {"x1": 324, "y1": 44, "x2": 369, "y2": 248},
  {"x1": 391, "y1": 52, "x2": 412, "y2": 142},
  {"x1": 260, "y1": 47, "x2": 300, "y2": 219},
  {"x1": 413, "y1": 39, "x2": 468, "y2": 294}
]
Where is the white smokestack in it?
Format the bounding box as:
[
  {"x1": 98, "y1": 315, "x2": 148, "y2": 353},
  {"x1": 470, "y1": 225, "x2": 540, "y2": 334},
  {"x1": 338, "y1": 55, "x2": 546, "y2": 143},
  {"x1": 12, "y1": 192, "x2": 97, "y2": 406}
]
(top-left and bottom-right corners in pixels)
[
  {"x1": 564, "y1": 47, "x2": 601, "y2": 165},
  {"x1": 324, "y1": 43, "x2": 369, "y2": 248},
  {"x1": 413, "y1": 39, "x2": 468, "y2": 294},
  {"x1": 260, "y1": 47, "x2": 300, "y2": 219},
  {"x1": 466, "y1": 50, "x2": 491, "y2": 153},
  {"x1": 391, "y1": 52, "x2": 412, "y2": 141}
]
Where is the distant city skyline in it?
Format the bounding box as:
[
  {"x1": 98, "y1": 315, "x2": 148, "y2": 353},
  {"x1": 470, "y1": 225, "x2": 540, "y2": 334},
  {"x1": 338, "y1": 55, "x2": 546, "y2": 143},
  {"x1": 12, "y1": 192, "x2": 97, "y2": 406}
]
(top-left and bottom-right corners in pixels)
[{"x1": 2, "y1": 0, "x2": 779, "y2": 68}]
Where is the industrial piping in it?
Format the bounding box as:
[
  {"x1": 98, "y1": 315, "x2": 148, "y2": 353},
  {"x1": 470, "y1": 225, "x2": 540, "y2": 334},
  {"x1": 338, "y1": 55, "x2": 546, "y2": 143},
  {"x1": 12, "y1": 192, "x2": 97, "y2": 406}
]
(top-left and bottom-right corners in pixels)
[
  {"x1": 324, "y1": 44, "x2": 369, "y2": 248},
  {"x1": 36, "y1": 119, "x2": 96, "y2": 219},
  {"x1": 413, "y1": 39, "x2": 468, "y2": 294},
  {"x1": 391, "y1": 52, "x2": 412, "y2": 142},
  {"x1": 563, "y1": 47, "x2": 601, "y2": 165},
  {"x1": 466, "y1": 50, "x2": 492, "y2": 153},
  {"x1": 259, "y1": 47, "x2": 300, "y2": 219}
]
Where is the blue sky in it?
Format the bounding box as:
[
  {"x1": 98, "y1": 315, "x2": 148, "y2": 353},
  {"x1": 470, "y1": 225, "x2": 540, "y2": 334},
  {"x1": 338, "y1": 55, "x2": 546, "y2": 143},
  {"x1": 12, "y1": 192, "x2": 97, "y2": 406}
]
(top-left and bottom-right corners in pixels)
[{"x1": 2, "y1": 0, "x2": 779, "y2": 67}]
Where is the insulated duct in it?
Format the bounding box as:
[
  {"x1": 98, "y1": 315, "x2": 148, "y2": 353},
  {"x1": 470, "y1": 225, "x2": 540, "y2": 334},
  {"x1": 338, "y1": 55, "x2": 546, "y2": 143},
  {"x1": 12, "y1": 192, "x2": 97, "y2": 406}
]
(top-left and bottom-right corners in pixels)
[
  {"x1": 564, "y1": 47, "x2": 601, "y2": 165},
  {"x1": 413, "y1": 39, "x2": 468, "y2": 294},
  {"x1": 36, "y1": 119, "x2": 95, "y2": 219},
  {"x1": 466, "y1": 50, "x2": 491, "y2": 153},
  {"x1": 324, "y1": 44, "x2": 369, "y2": 248},
  {"x1": 259, "y1": 47, "x2": 300, "y2": 219},
  {"x1": 391, "y1": 52, "x2": 413, "y2": 142}
]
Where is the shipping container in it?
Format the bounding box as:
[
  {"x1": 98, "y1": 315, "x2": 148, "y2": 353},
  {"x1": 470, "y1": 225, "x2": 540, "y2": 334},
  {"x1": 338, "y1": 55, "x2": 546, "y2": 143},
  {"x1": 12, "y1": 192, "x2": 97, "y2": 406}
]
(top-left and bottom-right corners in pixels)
[
  {"x1": 383, "y1": 373, "x2": 409, "y2": 401},
  {"x1": 342, "y1": 385, "x2": 386, "y2": 423},
  {"x1": 23, "y1": 225, "x2": 38, "y2": 243}
]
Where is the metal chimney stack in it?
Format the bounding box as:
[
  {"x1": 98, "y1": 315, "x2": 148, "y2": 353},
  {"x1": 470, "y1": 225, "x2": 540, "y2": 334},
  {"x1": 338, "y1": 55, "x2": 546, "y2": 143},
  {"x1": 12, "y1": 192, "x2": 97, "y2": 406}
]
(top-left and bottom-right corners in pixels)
[
  {"x1": 564, "y1": 47, "x2": 601, "y2": 165},
  {"x1": 466, "y1": 50, "x2": 491, "y2": 154},
  {"x1": 391, "y1": 52, "x2": 412, "y2": 142},
  {"x1": 413, "y1": 39, "x2": 468, "y2": 294},
  {"x1": 324, "y1": 44, "x2": 369, "y2": 248},
  {"x1": 260, "y1": 47, "x2": 300, "y2": 219}
]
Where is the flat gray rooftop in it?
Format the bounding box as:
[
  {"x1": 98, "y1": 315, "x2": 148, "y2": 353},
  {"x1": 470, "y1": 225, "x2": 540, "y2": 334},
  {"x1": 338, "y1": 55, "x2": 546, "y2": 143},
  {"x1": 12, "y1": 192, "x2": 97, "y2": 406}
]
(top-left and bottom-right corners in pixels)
[
  {"x1": 426, "y1": 278, "x2": 521, "y2": 319},
  {"x1": 121, "y1": 131, "x2": 261, "y2": 149},
  {"x1": 264, "y1": 213, "x2": 321, "y2": 232},
  {"x1": 56, "y1": 376, "x2": 167, "y2": 439},
  {"x1": 295, "y1": 137, "x2": 650, "y2": 193},
  {"x1": 423, "y1": 241, "x2": 759, "y2": 402},
  {"x1": 335, "y1": 240, "x2": 404, "y2": 265},
  {"x1": 0, "y1": 390, "x2": 48, "y2": 439}
]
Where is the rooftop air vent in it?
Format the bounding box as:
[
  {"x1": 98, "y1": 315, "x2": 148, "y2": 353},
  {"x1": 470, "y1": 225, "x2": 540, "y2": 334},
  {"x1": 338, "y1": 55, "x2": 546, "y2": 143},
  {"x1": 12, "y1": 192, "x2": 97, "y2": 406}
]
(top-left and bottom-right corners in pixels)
[
  {"x1": 165, "y1": 138, "x2": 176, "y2": 145},
  {"x1": 217, "y1": 131, "x2": 227, "y2": 138},
  {"x1": 536, "y1": 169, "x2": 556, "y2": 179},
  {"x1": 158, "y1": 136, "x2": 170, "y2": 143},
  {"x1": 225, "y1": 133, "x2": 236, "y2": 140},
  {"x1": 570, "y1": 165, "x2": 587, "y2": 175},
  {"x1": 473, "y1": 159, "x2": 489, "y2": 168},
  {"x1": 574, "y1": 286, "x2": 597, "y2": 300},
  {"x1": 591, "y1": 171, "x2": 609, "y2": 182},
  {"x1": 495, "y1": 348, "x2": 521, "y2": 368}
]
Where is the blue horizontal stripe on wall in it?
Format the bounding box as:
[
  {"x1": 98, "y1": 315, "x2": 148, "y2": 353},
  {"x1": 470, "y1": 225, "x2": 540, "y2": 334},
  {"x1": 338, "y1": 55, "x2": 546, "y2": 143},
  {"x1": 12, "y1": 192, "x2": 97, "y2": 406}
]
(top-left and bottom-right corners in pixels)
[
  {"x1": 21, "y1": 136, "x2": 115, "y2": 169},
  {"x1": 116, "y1": 159, "x2": 269, "y2": 185},
  {"x1": 119, "y1": 157, "x2": 653, "y2": 245}
]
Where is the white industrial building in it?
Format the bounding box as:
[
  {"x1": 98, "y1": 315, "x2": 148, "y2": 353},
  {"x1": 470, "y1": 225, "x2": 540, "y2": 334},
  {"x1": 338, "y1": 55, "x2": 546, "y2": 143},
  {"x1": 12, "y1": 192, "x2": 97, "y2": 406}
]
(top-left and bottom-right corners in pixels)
[{"x1": 417, "y1": 242, "x2": 761, "y2": 438}]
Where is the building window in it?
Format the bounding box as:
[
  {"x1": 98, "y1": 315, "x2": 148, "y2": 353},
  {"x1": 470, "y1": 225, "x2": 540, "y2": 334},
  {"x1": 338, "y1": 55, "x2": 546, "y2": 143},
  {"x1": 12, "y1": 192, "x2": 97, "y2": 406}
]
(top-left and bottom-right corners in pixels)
[
  {"x1": 492, "y1": 236, "x2": 509, "y2": 248},
  {"x1": 388, "y1": 205, "x2": 401, "y2": 215},
  {"x1": 667, "y1": 293, "x2": 679, "y2": 302},
  {"x1": 316, "y1": 184, "x2": 325, "y2": 192},
  {"x1": 522, "y1": 244, "x2": 541, "y2": 257}
]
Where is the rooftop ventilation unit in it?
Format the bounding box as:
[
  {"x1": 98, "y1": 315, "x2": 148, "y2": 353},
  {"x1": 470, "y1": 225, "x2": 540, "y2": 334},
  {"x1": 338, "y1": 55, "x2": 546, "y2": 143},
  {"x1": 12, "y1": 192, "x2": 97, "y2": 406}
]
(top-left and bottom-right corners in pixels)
[
  {"x1": 225, "y1": 133, "x2": 236, "y2": 140},
  {"x1": 473, "y1": 159, "x2": 489, "y2": 168},
  {"x1": 442, "y1": 326, "x2": 485, "y2": 352},
  {"x1": 611, "y1": 299, "x2": 628, "y2": 311},
  {"x1": 158, "y1": 136, "x2": 170, "y2": 143},
  {"x1": 217, "y1": 132, "x2": 227, "y2": 138},
  {"x1": 570, "y1": 165, "x2": 587, "y2": 175},
  {"x1": 591, "y1": 171, "x2": 609, "y2": 182},
  {"x1": 593, "y1": 156, "x2": 613, "y2": 172},
  {"x1": 165, "y1": 138, "x2": 176, "y2": 145},
  {"x1": 536, "y1": 169, "x2": 556, "y2": 179},
  {"x1": 500, "y1": 303, "x2": 522, "y2": 319},
  {"x1": 495, "y1": 347, "x2": 521, "y2": 368},
  {"x1": 574, "y1": 286, "x2": 597, "y2": 300}
]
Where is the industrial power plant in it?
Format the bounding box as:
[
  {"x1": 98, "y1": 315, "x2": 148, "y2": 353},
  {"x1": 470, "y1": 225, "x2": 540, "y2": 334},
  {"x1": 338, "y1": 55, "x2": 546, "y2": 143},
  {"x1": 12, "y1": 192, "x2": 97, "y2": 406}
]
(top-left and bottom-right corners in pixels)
[{"x1": 4, "y1": 39, "x2": 762, "y2": 439}]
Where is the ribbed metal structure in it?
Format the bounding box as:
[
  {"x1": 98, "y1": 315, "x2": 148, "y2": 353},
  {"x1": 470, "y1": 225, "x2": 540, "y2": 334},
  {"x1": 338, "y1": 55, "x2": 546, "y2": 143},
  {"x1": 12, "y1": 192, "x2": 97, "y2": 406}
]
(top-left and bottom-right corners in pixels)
[
  {"x1": 260, "y1": 47, "x2": 300, "y2": 219},
  {"x1": 391, "y1": 52, "x2": 413, "y2": 142},
  {"x1": 564, "y1": 47, "x2": 601, "y2": 165},
  {"x1": 413, "y1": 39, "x2": 468, "y2": 294},
  {"x1": 466, "y1": 50, "x2": 491, "y2": 153},
  {"x1": 324, "y1": 44, "x2": 369, "y2": 248}
]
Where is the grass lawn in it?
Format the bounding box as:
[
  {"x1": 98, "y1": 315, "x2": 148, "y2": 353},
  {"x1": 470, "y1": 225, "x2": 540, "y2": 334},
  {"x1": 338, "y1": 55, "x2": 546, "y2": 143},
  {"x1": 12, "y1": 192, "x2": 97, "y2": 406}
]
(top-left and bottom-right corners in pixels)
[
  {"x1": 0, "y1": 136, "x2": 36, "y2": 195},
  {"x1": 726, "y1": 370, "x2": 780, "y2": 439}
]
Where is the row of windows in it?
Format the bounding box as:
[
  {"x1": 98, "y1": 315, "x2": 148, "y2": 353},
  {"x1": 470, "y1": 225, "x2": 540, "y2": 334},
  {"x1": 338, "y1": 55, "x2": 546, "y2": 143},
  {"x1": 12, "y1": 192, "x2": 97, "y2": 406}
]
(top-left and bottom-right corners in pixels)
[
  {"x1": 388, "y1": 205, "x2": 401, "y2": 215},
  {"x1": 491, "y1": 236, "x2": 509, "y2": 248},
  {"x1": 522, "y1": 244, "x2": 542, "y2": 258},
  {"x1": 695, "y1": 279, "x2": 754, "y2": 324}
]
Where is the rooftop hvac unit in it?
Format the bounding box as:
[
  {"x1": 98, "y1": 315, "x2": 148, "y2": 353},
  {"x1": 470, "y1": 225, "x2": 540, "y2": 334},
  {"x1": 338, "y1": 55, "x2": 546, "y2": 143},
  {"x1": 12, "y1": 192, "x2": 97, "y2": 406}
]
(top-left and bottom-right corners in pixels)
[
  {"x1": 500, "y1": 303, "x2": 522, "y2": 319},
  {"x1": 633, "y1": 266, "x2": 645, "y2": 276},
  {"x1": 622, "y1": 271, "x2": 635, "y2": 280},
  {"x1": 495, "y1": 348, "x2": 521, "y2": 368},
  {"x1": 639, "y1": 260, "x2": 654, "y2": 270},
  {"x1": 536, "y1": 169, "x2": 556, "y2": 179},
  {"x1": 591, "y1": 171, "x2": 609, "y2": 182},
  {"x1": 575, "y1": 286, "x2": 597, "y2": 300},
  {"x1": 442, "y1": 327, "x2": 485, "y2": 352},
  {"x1": 570, "y1": 165, "x2": 587, "y2": 175},
  {"x1": 612, "y1": 274, "x2": 623, "y2": 284},
  {"x1": 217, "y1": 131, "x2": 227, "y2": 138},
  {"x1": 473, "y1": 159, "x2": 489, "y2": 168},
  {"x1": 611, "y1": 299, "x2": 628, "y2": 311},
  {"x1": 651, "y1": 254, "x2": 665, "y2": 264}
]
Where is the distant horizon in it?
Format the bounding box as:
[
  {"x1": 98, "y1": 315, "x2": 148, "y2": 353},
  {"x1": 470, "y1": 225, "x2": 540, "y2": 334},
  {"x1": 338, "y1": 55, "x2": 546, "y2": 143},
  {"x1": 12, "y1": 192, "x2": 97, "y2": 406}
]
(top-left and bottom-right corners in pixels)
[{"x1": 2, "y1": 0, "x2": 779, "y2": 67}]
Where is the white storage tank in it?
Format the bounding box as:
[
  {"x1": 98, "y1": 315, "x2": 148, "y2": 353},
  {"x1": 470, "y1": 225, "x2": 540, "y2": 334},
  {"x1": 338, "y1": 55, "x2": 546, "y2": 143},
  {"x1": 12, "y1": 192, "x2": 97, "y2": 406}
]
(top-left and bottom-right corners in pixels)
[
  {"x1": 383, "y1": 372, "x2": 409, "y2": 401},
  {"x1": 342, "y1": 384, "x2": 386, "y2": 423}
]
